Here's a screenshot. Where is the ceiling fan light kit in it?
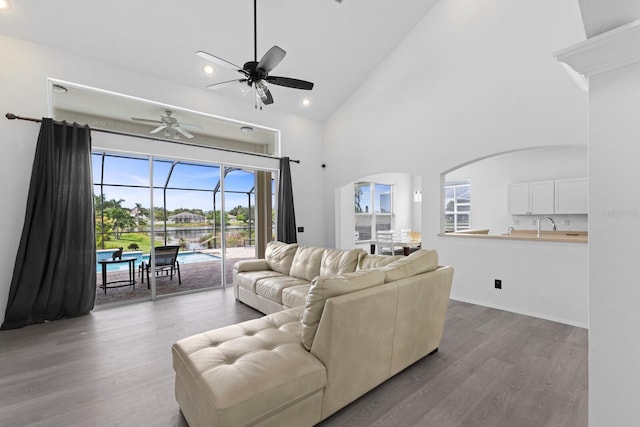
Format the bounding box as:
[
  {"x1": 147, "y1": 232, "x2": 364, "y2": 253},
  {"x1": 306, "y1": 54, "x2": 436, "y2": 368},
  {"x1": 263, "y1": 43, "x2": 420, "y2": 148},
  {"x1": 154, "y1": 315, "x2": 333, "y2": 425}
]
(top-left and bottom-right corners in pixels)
[{"x1": 197, "y1": 0, "x2": 314, "y2": 109}]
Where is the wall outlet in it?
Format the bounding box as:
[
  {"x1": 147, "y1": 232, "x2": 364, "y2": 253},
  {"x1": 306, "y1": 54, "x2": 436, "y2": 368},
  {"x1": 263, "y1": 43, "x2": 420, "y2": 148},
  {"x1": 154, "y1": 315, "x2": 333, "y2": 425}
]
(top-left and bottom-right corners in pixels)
[
  {"x1": 564, "y1": 219, "x2": 570, "y2": 226},
  {"x1": 297, "y1": 226, "x2": 304, "y2": 232},
  {"x1": 495, "y1": 279, "x2": 502, "y2": 289}
]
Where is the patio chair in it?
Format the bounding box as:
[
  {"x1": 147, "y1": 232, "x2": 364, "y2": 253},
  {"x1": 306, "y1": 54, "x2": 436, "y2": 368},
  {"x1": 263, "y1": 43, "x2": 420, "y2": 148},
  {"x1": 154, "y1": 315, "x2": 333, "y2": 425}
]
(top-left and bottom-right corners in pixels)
[{"x1": 142, "y1": 245, "x2": 182, "y2": 288}]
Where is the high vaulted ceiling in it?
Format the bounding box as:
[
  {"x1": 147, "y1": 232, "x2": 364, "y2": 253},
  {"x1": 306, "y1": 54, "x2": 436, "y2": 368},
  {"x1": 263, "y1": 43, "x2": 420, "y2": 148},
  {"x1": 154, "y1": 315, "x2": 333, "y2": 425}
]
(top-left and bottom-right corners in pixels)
[{"x1": 0, "y1": 0, "x2": 439, "y2": 122}]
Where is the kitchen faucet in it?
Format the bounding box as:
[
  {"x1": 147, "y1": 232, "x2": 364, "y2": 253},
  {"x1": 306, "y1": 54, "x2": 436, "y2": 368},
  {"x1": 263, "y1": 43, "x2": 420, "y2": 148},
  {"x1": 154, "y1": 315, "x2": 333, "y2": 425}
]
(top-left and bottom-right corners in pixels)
[{"x1": 537, "y1": 216, "x2": 557, "y2": 237}]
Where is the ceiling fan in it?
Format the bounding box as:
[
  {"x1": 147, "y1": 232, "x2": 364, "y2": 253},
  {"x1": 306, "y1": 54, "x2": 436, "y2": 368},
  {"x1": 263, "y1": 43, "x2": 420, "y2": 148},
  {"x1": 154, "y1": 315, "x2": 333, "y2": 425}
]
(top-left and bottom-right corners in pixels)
[
  {"x1": 196, "y1": 0, "x2": 314, "y2": 109},
  {"x1": 131, "y1": 110, "x2": 200, "y2": 140}
]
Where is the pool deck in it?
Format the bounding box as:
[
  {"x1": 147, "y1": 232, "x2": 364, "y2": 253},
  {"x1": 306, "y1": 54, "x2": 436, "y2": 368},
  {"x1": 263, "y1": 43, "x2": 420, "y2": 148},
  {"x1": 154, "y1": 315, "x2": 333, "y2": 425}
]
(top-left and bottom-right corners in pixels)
[{"x1": 95, "y1": 247, "x2": 256, "y2": 306}]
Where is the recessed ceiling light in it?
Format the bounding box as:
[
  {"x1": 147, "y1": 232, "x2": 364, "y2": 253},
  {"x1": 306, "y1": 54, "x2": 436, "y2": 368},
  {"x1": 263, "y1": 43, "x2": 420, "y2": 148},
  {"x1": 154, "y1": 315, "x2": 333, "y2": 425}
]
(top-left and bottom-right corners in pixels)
[
  {"x1": 241, "y1": 126, "x2": 253, "y2": 133},
  {"x1": 0, "y1": 0, "x2": 12, "y2": 11},
  {"x1": 203, "y1": 65, "x2": 215, "y2": 75},
  {"x1": 52, "y1": 84, "x2": 68, "y2": 93},
  {"x1": 301, "y1": 98, "x2": 311, "y2": 107}
]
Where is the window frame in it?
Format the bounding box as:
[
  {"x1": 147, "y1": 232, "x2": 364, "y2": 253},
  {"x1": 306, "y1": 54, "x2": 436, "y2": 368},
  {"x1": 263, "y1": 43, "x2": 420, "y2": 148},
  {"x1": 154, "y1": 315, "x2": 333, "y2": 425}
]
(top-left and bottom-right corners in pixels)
[
  {"x1": 355, "y1": 181, "x2": 394, "y2": 242},
  {"x1": 444, "y1": 180, "x2": 471, "y2": 232}
]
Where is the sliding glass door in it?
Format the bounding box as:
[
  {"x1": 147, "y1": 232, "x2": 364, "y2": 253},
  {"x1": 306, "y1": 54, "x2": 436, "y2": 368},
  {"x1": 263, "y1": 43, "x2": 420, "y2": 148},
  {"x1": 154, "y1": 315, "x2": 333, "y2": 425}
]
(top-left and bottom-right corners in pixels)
[
  {"x1": 93, "y1": 151, "x2": 267, "y2": 306},
  {"x1": 222, "y1": 167, "x2": 258, "y2": 281}
]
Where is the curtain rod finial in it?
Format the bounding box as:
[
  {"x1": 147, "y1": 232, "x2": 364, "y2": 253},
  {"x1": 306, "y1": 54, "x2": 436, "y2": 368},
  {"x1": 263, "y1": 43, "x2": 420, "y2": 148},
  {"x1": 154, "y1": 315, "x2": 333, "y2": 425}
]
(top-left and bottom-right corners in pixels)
[{"x1": 6, "y1": 113, "x2": 18, "y2": 120}]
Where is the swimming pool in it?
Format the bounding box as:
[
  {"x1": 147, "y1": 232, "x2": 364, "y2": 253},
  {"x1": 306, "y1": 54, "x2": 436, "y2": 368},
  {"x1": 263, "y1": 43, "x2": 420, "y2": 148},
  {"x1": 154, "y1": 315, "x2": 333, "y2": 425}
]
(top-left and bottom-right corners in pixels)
[{"x1": 96, "y1": 251, "x2": 220, "y2": 272}]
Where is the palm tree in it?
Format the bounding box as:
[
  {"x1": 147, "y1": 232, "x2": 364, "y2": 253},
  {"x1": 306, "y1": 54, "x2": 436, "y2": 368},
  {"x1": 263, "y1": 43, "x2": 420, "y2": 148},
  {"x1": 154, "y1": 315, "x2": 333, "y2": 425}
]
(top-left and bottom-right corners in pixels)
[{"x1": 107, "y1": 206, "x2": 136, "y2": 239}]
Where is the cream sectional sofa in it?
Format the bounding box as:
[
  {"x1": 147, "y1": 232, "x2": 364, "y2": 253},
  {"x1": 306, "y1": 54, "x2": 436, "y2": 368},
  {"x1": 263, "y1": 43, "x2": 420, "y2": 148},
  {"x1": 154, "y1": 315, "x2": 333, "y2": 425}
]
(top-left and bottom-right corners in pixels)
[
  {"x1": 172, "y1": 243, "x2": 454, "y2": 427},
  {"x1": 232, "y1": 241, "x2": 402, "y2": 314}
]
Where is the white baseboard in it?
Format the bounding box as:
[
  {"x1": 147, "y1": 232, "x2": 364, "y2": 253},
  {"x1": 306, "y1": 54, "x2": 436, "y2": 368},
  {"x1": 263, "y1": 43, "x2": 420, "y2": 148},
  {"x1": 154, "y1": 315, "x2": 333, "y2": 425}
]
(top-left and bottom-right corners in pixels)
[{"x1": 449, "y1": 296, "x2": 589, "y2": 329}]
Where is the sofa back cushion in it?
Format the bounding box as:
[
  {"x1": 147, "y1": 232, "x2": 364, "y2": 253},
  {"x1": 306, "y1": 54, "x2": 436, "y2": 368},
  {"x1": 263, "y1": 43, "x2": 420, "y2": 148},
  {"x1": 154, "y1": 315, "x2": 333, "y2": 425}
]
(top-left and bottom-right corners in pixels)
[
  {"x1": 380, "y1": 249, "x2": 439, "y2": 283},
  {"x1": 320, "y1": 248, "x2": 363, "y2": 276},
  {"x1": 301, "y1": 269, "x2": 386, "y2": 350},
  {"x1": 357, "y1": 253, "x2": 403, "y2": 271},
  {"x1": 289, "y1": 246, "x2": 325, "y2": 281},
  {"x1": 265, "y1": 241, "x2": 299, "y2": 275}
]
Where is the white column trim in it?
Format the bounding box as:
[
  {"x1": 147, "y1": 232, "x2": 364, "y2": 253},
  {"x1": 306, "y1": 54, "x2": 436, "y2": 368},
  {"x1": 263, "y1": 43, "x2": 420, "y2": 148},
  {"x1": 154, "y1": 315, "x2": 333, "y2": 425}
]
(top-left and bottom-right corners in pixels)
[{"x1": 554, "y1": 19, "x2": 640, "y2": 77}]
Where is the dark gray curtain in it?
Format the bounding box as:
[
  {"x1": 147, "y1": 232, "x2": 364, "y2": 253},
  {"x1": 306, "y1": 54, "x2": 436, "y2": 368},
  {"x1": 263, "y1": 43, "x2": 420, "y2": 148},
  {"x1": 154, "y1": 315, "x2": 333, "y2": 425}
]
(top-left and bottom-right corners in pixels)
[
  {"x1": 2, "y1": 119, "x2": 95, "y2": 330},
  {"x1": 276, "y1": 157, "x2": 297, "y2": 243}
]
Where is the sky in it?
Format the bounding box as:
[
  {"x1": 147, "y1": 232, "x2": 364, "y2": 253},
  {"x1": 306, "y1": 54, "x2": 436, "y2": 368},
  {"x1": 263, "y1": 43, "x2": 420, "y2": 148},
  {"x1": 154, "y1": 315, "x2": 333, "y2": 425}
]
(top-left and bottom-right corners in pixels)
[{"x1": 92, "y1": 153, "x2": 265, "y2": 211}]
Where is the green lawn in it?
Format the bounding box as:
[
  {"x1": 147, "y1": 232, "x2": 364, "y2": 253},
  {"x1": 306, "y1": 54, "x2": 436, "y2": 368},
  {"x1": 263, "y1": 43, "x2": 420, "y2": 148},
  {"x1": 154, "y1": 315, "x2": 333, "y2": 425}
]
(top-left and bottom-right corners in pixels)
[{"x1": 100, "y1": 232, "x2": 158, "y2": 254}]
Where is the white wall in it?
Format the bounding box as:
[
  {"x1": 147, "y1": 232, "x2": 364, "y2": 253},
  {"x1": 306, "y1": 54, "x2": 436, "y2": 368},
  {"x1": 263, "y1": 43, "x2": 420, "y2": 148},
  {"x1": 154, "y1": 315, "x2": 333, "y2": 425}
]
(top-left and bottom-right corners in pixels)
[
  {"x1": 0, "y1": 35, "x2": 325, "y2": 317},
  {"x1": 323, "y1": 0, "x2": 588, "y2": 325},
  {"x1": 446, "y1": 146, "x2": 588, "y2": 234}
]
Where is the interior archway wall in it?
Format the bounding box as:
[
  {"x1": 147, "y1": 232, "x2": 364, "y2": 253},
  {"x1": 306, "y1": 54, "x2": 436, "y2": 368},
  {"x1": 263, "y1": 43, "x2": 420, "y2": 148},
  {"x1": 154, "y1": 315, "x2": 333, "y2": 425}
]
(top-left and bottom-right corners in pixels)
[
  {"x1": 441, "y1": 145, "x2": 588, "y2": 235},
  {"x1": 335, "y1": 172, "x2": 422, "y2": 251}
]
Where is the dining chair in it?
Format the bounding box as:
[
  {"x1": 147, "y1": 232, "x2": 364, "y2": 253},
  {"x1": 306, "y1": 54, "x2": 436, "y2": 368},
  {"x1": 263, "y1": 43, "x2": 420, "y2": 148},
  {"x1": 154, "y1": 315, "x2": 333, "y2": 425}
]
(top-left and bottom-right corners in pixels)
[{"x1": 375, "y1": 230, "x2": 404, "y2": 255}]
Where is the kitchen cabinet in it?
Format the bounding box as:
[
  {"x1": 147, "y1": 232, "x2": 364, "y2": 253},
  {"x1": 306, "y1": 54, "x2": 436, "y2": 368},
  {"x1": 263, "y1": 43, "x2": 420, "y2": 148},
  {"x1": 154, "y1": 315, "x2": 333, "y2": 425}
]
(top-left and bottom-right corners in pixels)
[
  {"x1": 555, "y1": 178, "x2": 588, "y2": 214},
  {"x1": 508, "y1": 180, "x2": 554, "y2": 214},
  {"x1": 508, "y1": 183, "x2": 531, "y2": 214}
]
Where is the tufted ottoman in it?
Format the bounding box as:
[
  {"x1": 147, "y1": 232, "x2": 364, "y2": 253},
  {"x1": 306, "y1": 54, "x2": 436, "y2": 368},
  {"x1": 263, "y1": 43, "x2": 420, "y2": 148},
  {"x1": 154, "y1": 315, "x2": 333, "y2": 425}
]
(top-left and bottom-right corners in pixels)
[{"x1": 172, "y1": 307, "x2": 327, "y2": 427}]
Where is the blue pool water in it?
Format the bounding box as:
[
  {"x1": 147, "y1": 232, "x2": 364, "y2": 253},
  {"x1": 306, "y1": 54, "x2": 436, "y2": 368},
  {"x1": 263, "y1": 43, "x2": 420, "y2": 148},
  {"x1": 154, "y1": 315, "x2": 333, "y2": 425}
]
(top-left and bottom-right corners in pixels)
[{"x1": 97, "y1": 251, "x2": 220, "y2": 272}]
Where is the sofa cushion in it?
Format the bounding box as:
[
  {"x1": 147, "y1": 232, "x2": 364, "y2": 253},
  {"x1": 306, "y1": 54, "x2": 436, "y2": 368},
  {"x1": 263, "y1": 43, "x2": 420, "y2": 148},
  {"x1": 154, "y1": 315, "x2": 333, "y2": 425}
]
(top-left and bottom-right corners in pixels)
[
  {"x1": 301, "y1": 270, "x2": 386, "y2": 350},
  {"x1": 380, "y1": 249, "x2": 439, "y2": 283},
  {"x1": 256, "y1": 276, "x2": 310, "y2": 304},
  {"x1": 282, "y1": 284, "x2": 312, "y2": 308},
  {"x1": 320, "y1": 248, "x2": 363, "y2": 276},
  {"x1": 357, "y1": 253, "x2": 403, "y2": 271},
  {"x1": 265, "y1": 241, "x2": 299, "y2": 275},
  {"x1": 236, "y1": 270, "x2": 287, "y2": 293},
  {"x1": 289, "y1": 246, "x2": 325, "y2": 281}
]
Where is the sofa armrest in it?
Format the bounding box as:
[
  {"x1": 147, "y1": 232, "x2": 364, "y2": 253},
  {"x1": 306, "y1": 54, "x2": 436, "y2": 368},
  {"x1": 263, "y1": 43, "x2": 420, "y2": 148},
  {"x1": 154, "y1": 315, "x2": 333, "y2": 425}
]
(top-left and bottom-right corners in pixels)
[{"x1": 233, "y1": 259, "x2": 270, "y2": 273}]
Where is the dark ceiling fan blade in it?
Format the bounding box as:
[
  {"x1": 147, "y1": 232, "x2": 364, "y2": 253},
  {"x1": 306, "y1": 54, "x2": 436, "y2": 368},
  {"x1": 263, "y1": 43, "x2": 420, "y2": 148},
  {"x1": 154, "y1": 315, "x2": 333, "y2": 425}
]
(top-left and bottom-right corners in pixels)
[
  {"x1": 266, "y1": 76, "x2": 314, "y2": 90},
  {"x1": 206, "y1": 79, "x2": 248, "y2": 89},
  {"x1": 131, "y1": 117, "x2": 164, "y2": 124},
  {"x1": 260, "y1": 87, "x2": 274, "y2": 105},
  {"x1": 196, "y1": 51, "x2": 247, "y2": 74},
  {"x1": 257, "y1": 46, "x2": 286, "y2": 73}
]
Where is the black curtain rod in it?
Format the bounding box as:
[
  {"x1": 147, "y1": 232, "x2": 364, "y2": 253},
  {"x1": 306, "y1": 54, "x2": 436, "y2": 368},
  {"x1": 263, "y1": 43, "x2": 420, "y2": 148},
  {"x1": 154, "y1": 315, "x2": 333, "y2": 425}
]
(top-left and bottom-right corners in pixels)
[{"x1": 5, "y1": 113, "x2": 300, "y2": 164}]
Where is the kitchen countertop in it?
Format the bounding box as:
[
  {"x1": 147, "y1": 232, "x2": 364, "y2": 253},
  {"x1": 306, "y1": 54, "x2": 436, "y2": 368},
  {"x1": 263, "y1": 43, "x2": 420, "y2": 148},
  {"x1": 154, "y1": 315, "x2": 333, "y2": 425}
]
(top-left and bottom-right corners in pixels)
[{"x1": 439, "y1": 229, "x2": 588, "y2": 243}]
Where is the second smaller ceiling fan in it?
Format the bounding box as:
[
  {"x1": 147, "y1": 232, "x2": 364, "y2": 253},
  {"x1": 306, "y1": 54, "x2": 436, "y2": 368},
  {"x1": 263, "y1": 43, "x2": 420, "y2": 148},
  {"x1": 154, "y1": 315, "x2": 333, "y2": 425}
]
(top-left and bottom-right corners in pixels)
[{"x1": 131, "y1": 110, "x2": 200, "y2": 140}]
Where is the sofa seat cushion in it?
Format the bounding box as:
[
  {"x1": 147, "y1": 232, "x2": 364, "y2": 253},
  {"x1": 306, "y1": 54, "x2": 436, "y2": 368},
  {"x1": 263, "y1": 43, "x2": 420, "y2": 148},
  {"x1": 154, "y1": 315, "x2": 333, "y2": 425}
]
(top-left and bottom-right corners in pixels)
[
  {"x1": 282, "y1": 284, "x2": 312, "y2": 308},
  {"x1": 255, "y1": 276, "x2": 310, "y2": 304},
  {"x1": 301, "y1": 270, "x2": 386, "y2": 350},
  {"x1": 265, "y1": 241, "x2": 299, "y2": 274},
  {"x1": 289, "y1": 246, "x2": 325, "y2": 281},
  {"x1": 357, "y1": 253, "x2": 403, "y2": 271},
  {"x1": 380, "y1": 249, "x2": 439, "y2": 283},
  {"x1": 320, "y1": 248, "x2": 363, "y2": 276},
  {"x1": 236, "y1": 270, "x2": 286, "y2": 293},
  {"x1": 172, "y1": 307, "x2": 326, "y2": 427}
]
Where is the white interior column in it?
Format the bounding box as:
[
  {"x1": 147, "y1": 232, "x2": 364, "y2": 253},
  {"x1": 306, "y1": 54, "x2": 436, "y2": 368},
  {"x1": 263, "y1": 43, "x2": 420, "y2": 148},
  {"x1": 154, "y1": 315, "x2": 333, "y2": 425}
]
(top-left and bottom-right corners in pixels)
[{"x1": 557, "y1": 21, "x2": 640, "y2": 426}]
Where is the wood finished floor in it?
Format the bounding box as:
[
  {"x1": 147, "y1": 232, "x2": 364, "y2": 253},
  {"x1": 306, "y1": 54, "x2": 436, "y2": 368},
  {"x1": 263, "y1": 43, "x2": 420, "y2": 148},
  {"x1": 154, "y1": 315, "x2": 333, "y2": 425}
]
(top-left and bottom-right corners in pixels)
[{"x1": 0, "y1": 289, "x2": 587, "y2": 427}]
